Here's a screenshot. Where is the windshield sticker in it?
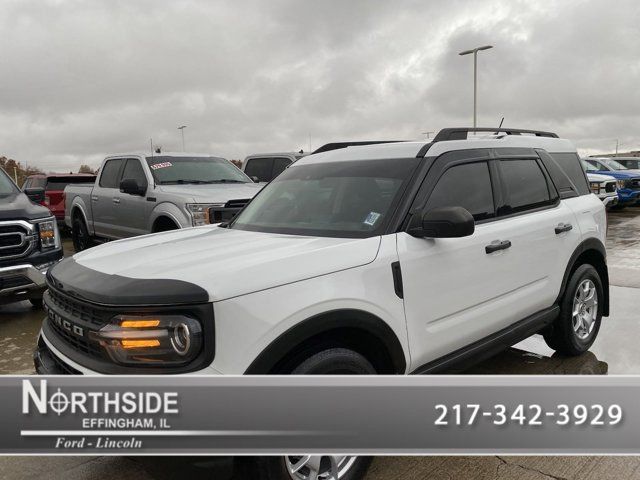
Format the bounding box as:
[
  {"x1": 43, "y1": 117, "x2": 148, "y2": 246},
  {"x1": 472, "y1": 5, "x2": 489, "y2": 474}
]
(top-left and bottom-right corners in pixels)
[
  {"x1": 363, "y1": 211, "x2": 381, "y2": 226},
  {"x1": 150, "y1": 162, "x2": 173, "y2": 170}
]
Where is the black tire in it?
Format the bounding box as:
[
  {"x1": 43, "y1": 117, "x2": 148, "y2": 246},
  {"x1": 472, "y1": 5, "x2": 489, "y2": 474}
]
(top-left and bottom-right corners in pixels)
[
  {"x1": 243, "y1": 348, "x2": 375, "y2": 480},
  {"x1": 153, "y1": 217, "x2": 179, "y2": 233},
  {"x1": 71, "y1": 214, "x2": 93, "y2": 252},
  {"x1": 543, "y1": 264, "x2": 603, "y2": 356},
  {"x1": 29, "y1": 297, "x2": 43, "y2": 308}
]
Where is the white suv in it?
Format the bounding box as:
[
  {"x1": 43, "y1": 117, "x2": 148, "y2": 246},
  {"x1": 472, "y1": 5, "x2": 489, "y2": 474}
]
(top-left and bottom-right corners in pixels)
[{"x1": 35, "y1": 127, "x2": 609, "y2": 480}]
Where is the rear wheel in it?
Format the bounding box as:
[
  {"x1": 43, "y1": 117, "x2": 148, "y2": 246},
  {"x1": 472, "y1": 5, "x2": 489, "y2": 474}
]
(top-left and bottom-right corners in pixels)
[
  {"x1": 543, "y1": 264, "x2": 603, "y2": 355},
  {"x1": 71, "y1": 213, "x2": 93, "y2": 252},
  {"x1": 246, "y1": 348, "x2": 375, "y2": 480}
]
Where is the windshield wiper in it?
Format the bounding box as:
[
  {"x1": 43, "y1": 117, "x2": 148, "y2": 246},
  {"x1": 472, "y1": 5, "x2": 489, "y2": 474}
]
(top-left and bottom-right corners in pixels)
[
  {"x1": 209, "y1": 179, "x2": 246, "y2": 183},
  {"x1": 160, "y1": 179, "x2": 246, "y2": 185},
  {"x1": 160, "y1": 180, "x2": 211, "y2": 185}
]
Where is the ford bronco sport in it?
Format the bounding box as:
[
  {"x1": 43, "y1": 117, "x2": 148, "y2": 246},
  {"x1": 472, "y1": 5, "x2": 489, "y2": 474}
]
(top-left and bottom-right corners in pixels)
[{"x1": 34, "y1": 127, "x2": 609, "y2": 480}]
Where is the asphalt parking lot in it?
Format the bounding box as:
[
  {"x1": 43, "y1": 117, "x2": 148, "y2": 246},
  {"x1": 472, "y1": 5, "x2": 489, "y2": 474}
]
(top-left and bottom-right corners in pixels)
[{"x1": 1, "y1": 208, "x2": 639, "y2": 479}]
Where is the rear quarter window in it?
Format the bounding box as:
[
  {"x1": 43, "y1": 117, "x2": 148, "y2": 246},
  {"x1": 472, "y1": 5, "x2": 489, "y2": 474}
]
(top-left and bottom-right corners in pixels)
[
  {"x1": 244, "y1": 158, "x2": 273, "y2": 182},
  {"x1": 499, "y1": 159, "x2": 554, "y2": 214},
  {"x1": 546, "y1": 152, "x2": 590, "y2": 196}
]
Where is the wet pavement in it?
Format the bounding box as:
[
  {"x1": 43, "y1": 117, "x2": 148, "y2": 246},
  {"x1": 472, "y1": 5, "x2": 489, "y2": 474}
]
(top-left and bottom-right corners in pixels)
[{"x1": 0, "y1": 209, "x2": 639, "y2": 479}]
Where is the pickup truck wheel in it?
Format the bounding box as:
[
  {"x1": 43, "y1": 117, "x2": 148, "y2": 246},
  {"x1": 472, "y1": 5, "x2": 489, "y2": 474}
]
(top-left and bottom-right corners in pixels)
[
  {"x1": 543, "y1": 264, "x2": 603, "y2": 356},
  {"x1": 71, "y1": 215, "x2": 93, "y2": 252}
]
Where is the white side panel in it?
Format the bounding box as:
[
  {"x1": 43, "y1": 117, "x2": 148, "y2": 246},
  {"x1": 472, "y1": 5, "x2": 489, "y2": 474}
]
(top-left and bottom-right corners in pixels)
[{"x1": 210, "y1": 235, "x2": 409, "y2": 374}]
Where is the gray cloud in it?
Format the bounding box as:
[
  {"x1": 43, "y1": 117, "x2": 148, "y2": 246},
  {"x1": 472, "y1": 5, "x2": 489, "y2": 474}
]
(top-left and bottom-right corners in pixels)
[{"x1": 0, "y1": 0, "x2": 639, "y2": 172}]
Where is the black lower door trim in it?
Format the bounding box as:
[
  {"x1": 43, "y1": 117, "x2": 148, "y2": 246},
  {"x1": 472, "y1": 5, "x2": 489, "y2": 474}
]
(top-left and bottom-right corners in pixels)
[{"x1": 410, "y1": 305, "x2": 560, "y2": 374}]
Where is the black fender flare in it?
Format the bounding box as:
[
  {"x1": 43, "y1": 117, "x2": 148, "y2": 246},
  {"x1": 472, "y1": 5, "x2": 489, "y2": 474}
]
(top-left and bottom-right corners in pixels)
[
  {"x1": 556, "y1": 238, "x2": 609, "y2": 316},
  {"x1": 244, "y1": 309, "x2": 407, "y2": 374}
]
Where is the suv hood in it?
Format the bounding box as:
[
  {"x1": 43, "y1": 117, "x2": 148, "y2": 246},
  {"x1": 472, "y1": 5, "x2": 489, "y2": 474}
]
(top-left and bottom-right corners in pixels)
[
  {"x1": 157, "y1": 183, "x2": 263, "y2": 203},
  {"x1": 591, "y1": 169, "x2": 640, "y2": 180},
  {"x1": 68, "y1": 227, "x2": 381, "y2": 302},
  {"x1": 0, "y1": 192, "x2": 52, "y2": 221}
]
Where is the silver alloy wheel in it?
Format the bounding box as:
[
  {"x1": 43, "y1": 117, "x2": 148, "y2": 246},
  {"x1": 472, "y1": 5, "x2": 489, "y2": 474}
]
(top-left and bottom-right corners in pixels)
[
  {"x1": 572, "y1": 279, "x2": 598, "y2": 340},
  {"x1": 285, "y1": 455, "x2": 358, "y2": 480}
]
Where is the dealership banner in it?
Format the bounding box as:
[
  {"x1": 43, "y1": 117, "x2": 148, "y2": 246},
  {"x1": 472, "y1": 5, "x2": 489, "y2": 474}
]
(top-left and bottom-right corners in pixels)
[{"x1": 4, "y1": 375, "x2": 640, "y2": 454}]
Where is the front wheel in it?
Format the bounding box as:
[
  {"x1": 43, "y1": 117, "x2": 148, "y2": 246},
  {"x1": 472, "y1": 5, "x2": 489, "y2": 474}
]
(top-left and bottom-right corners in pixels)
[
  {"x1": 244, "y1": 348, "x2": 375, "y2": 480},
  {"x1": 543, "y1": 264, "x2": 603, "y2": 356},
  {"x1": 71, "y1": 214, "x2": 93, "y2": 252}
]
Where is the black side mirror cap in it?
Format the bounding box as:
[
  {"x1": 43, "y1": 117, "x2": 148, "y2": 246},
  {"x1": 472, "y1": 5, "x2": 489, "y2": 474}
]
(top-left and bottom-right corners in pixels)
[
  {"x1": 24, "y1": 187, "x2": 45, "y2": 204},
  {"x1": 120, "y1": 178, "x2": 146, "y2": 196},
  {"x1": 408, "y1": 206, "x2": 475, "y2": 238}
]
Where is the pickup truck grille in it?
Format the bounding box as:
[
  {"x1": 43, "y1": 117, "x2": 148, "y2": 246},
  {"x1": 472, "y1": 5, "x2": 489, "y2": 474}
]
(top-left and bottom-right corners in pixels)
[
  {"x1": 0, "y1": 221, "x2": 36, "y2": 260},
  {"x1": 225, "y1": 198, "x2": 250, "y2": 209},
  {"x1": 209, "y1": 199, "x2": 251, "y2": 223},
  {"x1": 629, "y1": 179, "x2": 640, "y2": 189},
  {"x1": 604, "y1": 182, "x2": 616, "y2": 193}
]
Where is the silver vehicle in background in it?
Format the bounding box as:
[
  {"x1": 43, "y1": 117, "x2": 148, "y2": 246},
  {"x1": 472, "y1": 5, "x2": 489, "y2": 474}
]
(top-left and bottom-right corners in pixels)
[{"x1": 65, "y1": 152, "x2": 262, "y2": 251}]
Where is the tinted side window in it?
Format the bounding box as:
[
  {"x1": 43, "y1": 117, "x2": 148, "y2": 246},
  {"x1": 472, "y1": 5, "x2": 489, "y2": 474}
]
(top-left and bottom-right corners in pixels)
[
  {"x1": 548, "y1": 153, "x2": 589, "y2": 196},
  {"x1": 272, "y1": 157, "x2": 292, "y2": 179},
  {"x1": 121, "y1": 159, "x2": 148, "y2": 187},
  {"x1": 499, "y1": 159, "x2": 551, "y2": 214},
  {"x1": 426, "y1": 162, "x2": 495, "y2": 221},
  {"x1": 99, "y1": 159, "x2": 124, "y2": 188},
  {"x1": 244, "y1": 158, "x2": 273, "y2": 182}
]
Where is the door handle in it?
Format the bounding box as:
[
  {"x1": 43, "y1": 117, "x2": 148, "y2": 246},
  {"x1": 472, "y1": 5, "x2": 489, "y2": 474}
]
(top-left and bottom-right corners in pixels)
[
  {"x1": 91, "y1": 195, "x2": 99, "y2": 202},
  {"x1": 555, "y1": 223, "x2": 573, "y2": 234},
  {"x1": 485, "y1": 240, "x2": 512, "y2": 254},
  {"x1": 112, "y1": 197, "x2": 121, "y2": 204}
]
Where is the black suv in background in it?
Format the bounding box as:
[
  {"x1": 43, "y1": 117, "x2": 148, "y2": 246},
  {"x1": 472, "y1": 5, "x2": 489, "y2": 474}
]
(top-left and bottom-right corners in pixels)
[{"x1": 0, "y1": 168, "x2": 63, "y2": 306}]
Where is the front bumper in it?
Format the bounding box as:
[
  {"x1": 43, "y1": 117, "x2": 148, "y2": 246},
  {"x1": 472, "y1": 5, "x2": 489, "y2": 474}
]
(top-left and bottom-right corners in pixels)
[
  {"x1": 618, "y1": 189, "x2": 640, "y2": 204},
  {"x1": 0, "y1": 262, "x2": 54, "y2": 303},
  {"x1": 600, "y1": 195, "x2": 618, "y2": 208}
]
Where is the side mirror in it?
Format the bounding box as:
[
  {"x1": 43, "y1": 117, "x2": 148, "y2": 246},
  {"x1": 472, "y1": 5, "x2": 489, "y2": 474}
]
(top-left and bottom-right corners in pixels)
[
  {"x1": 120, "y1": 178, "x2": 146, "y2": 196},
  {"x1": 24, "y1": 187, "x2": 45, "y2": 204},
  {"x1": 251, "y1": 176, "x2": 260, "y2": 183},
  {"x1": 408, "y1": 206, "x2": 475, "y2": 238}
]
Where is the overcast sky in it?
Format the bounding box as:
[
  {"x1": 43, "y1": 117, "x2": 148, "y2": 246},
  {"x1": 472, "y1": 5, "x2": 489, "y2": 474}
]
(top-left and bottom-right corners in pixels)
[{"x1": 1, "y1": 0, "x2": 639, "y2": 172}]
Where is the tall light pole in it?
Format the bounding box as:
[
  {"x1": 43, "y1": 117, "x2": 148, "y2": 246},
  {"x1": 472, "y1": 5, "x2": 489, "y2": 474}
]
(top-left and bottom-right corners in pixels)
[
  {"x1": 177, "y1": 125, "x2": 187, "y2": 151},
  {"x1": 459, "y1": 45, "x2": 493, "y2": 128}
]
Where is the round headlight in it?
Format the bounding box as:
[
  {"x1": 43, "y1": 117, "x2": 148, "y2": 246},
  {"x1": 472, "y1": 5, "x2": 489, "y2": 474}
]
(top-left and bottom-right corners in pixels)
[{"x1": 171, "y1": 323, "x2": 192, "y2": 356}]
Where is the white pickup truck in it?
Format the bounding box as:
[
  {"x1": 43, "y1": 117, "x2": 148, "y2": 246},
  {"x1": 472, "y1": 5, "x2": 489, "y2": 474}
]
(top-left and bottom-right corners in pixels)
[{"x1": 65, "y1": 152, "x2": 262, "y2": 251}]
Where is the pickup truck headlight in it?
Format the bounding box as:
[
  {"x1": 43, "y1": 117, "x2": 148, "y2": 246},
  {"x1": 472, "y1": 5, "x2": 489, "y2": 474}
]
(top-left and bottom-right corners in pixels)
[
  {"x1": 36, "y1": 218, "x2": 60, "y2": 249},
  {"x1": 91, "y1": 314, "x2": 203, "y2": 366},
  {"x1": 186, "y1": 203, "x2": 225, "y2": 226},
  {"x1": 617, "y1": 180, "x2": 625, "y2": 190},
  {"x1": 589, "y1": 182, "x2": 601, "y2": 194}
]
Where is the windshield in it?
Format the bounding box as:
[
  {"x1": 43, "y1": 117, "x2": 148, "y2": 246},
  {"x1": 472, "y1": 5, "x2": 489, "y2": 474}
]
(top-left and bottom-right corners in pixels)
[
  {"x1": 0, "y1": 169, "x2": 18, "y2": 196},
  {"x1": 581, "y1": 160, "x2": 598, "y2": 172},
  {"x1": 231, "y1": 158, "x2": 421, "y2": 238},
  {"x1": 603, "y1": 159, "x2": 628, "y2": 170},
  {"x1": 146, "y1": 156, "x2": 251, "y2": 184}
]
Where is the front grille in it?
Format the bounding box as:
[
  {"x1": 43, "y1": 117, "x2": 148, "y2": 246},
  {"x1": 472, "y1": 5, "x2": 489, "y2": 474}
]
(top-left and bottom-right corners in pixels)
[
  {"x1": 209, "y1": 199, "x2": 251, "y2": 223},
  {"x1": 0, "y1": 275, "x2": 33, "y2": 290},
  {"x1": 605, "y1": 182, "x2": 616, "y2": 193},
  {"x1": 0, "y1": 222, "x2": 35, "y2": 260},
  {"x1": 224, "y1": 198, "x2": 250, "y2": 209},
  {"x1": 630, "y1": 179, "x2": 640, "y2": 190},
  {"x1": 43, "y1": 287, "x2": 111, "y2": 361},
  {"x1": 47, "y1": 286, "x2": 112, "y2": 327},
  {"x1": 47, "y1": 316, "x2": 103, "y2": 358}
]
